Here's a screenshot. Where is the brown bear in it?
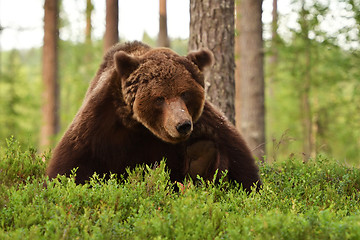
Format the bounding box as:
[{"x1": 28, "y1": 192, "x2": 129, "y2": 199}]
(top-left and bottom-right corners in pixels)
[{"x1": 46, "y1": 41, "x2": 261, "y2": 191}]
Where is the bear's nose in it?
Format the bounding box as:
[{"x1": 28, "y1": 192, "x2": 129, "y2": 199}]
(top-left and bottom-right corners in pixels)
[{"x1": 176, "y1": 121, "x2": 192, "y2": 135}]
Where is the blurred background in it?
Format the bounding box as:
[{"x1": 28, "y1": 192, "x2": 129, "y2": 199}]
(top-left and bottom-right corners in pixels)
[{"x1": 0, "y1": 0, "x2": 359, "y2": 165}]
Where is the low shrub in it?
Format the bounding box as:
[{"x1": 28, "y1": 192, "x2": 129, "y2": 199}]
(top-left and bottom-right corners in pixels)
[{"x1": 0, "y1": 138, "x2": 359, "y2": 239}]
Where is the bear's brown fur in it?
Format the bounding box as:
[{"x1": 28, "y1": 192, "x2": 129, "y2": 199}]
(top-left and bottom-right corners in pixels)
[{"x1": 46, "y1": 41, "x2": 261, "y2": 191}]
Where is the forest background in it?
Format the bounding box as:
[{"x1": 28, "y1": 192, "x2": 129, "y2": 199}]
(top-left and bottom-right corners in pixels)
[{"x1": 0, "y1": 0, "x2": 359, "y2": 165}]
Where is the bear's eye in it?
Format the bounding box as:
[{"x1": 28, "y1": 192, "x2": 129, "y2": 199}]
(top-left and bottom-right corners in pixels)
[
  {"x1": 181, "y1": 91, "x2": 192, "y2": 102},
  {"x1": 155, "y1": 97, "x2": 165, "y2": 106}
]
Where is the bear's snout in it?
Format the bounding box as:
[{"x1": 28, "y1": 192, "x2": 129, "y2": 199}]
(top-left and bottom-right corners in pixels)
[
  {"x1": 163, "y1": 98, "x2": 193, "y2": 142},
  {"x1": 176, "y1": 120, "x2": 192, "y2": 135}
]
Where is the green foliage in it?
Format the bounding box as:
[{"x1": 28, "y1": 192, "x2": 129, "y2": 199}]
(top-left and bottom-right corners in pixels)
[
  {"x1": 1, "y1": 139, "x2": 360, "y2": 239},
  {"x1": 265, "y1": 1, "x2": 360, "y2": 164},
  {"x1": 141, "y1": 32, "x2": 157, "y2": 47},
  {"x1": 170, "y1": 38, "x2": 189, "y2": 56},
  {"x1": 58, "y1": 40, "x2": 103, "y2": 138},
  {"x1": 0, "y1": 40, "x2": 103, "y2": 148},
  {"x1": 0, "y1": 49, "x2": 42, "y2": 147},
  {"x1": 141, "y1": 31, "x2": 189, "y2": 55},
  {"x1": 0, "y1": 137, "x2": 47, "y2": 187}
]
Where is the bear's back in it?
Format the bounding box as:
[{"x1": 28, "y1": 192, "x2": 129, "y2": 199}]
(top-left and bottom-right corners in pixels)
[{"x1": 101, "y1": 41, "x2": 151, "y2": 70}]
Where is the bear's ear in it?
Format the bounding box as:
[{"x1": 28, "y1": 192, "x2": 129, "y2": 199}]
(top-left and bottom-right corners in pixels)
[
  {"x1": 186, "y1": 48, "x2": 214, "y2": 71},
  {"x1": 114, "y1": 51, "x2": 140, "y2": 79}
]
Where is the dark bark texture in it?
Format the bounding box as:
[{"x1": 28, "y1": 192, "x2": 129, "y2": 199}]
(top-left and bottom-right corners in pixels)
[{"x1": 189, "y1": 0, "x2": 235, "y2": 124}]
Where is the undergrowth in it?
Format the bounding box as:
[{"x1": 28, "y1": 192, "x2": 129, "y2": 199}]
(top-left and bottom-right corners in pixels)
[{"x1": 0, "y1": 138, "x2": 360, "y2": 239}]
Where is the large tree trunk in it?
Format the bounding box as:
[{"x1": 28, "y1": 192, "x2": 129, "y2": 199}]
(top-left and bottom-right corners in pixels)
[
  {"x1": 235, "y1": 0, "x2": 242, "y2": 132},
  {"x1": 40, "y1": 0, "x2": 59, "y2": 149},
  {"x1": 85, "y1": 0, "x2": 93, "y2": 45},
  {"x1": 189, "y1": 0, "x2": 235, "y2": 124},
  {"x1": 158, "y1": 0, "x2": 170, "y2": 47},
  {"x1": 104, "y1": 0, "x2": 119, "y2": 52},
  {"x1": 239, "y1": 0, "x2": 265, "y2": 161}
]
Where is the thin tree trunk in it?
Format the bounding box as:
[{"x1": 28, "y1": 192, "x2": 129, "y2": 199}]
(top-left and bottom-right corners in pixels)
[
  {"x1": 235, "y1": 0, "x2": 242, "y2": 131},
  {"x1": 311, "y1": 96, "x2": 318, "y2": 158},
  {"x1": 189, "y1": 0, "x2": 235, "y2": 124},
  {"x1": 239, "y1": 0, "x2": 265, "y2": 161},
  {"x1": 266, "y1": 0, "x2": 278, "y2": 162},
  {"x1": 268, "y1": 0, "x2": 278, "y2": 98},
  {"x1": 299, "y1": 1, "x2": 313, "y2": 161},
  {"x1": 85, "y1": 0, "x2": 93, "y2": 45},
  {"x1": 270, "y1": 0, "x2": 278, "y2": 63},
  {"x1": 104, "y1": 0, "x2": 119, "y2": 52},
  {"x1": 158, "y1": 0, "x2": 170, "y2": 47},
  {"x1": 40, "y1": 0, "x2": 59, "y2": 149},
  {"x1": 301, "y1": 81, "x2": 312, "y2": 160}
]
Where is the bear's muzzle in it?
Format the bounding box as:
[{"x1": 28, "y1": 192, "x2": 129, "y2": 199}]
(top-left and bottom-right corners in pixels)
[{"x1": 164, "y1": 98, "x2": 193, "y2": 141}]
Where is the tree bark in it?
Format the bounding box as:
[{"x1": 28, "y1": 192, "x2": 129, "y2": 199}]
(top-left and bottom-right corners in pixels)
[
  {"x1": 85, "y1": 0, "x2": 93, "y2": 44},
  {"x1": 40, "y1": 0, "x2": 59, "y2": 149},
  {"x1": 239, "y1": 0, "x2": 265, "y2": 160},
  {"x1": 158, "y1": 0, "x2": 170, "y2": 47},
  {"x1": 104, "y1": 0, "x2": 119, "y2": 52},
  {"x1": 189, "y1": 0, "x2": 235, "y2": 124},
  {"x1": 235, "y1": 0, "x2": 242, "y2": 131}
]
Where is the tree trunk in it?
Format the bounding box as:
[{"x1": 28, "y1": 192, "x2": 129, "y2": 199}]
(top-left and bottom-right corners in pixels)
[
  {"x1": 84, "y1": 0, "x2": 94, "y2": 64},
  {"x1": 299, "y1": 1, "x2": 314, "y2": 161},
  {"x1": 270, "y1": 0, "x2": 278, "y2": 63},
  {"x1": 239, "y1": 0, "x2": 265, "y2": 161},
  {"x1": 301, "y1": 81, "x2": 312, "y2": 160},
  {"x1": 158, "y1": 0, "x2": 170, "y2": 47},
  {"x1": 40, "y1": 0, "x2": 59, "y2": 149},
  {"x1": 104, "y1": 0, "x2": 119, "y2": 52},
  {"x1": 189, "y1": 0, "x2": 235, "y2": 124},
  {"x1": 268, "y1": 0, "x2": 278, "y2": 98},
  {"x1": 266, "y1": 0, "x2": 278, "y2": 162},
  {"x1": 85, "y1": 0, "x2": 93, "y2": 44},
  {"x1": 235, "y1": 0, "x2": 242, "y2": 131}
]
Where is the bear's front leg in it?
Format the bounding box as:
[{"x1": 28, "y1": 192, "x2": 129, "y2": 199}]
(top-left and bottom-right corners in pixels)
[{"x1": 185, "y1": 140, "x2": 228, "y2": 181}]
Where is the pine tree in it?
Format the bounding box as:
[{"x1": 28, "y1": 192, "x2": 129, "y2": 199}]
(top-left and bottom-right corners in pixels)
[{"x1": 189, "y1": 0, "x2": 235, "y2": 124}]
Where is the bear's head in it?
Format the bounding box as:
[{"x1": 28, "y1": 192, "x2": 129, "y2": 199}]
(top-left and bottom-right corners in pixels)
[{"x1": 114, "y1": 47, "x2": 213, "y2": 144}]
